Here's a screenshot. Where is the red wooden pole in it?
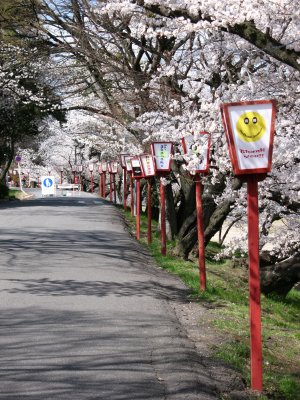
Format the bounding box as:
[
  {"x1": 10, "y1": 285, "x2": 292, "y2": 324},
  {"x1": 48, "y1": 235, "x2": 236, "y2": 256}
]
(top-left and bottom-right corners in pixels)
[
  {"x1": 136, "y1": 179, "x2": 141, "y2": 240},
  {"x1": 247, "y1": 175, "x2": 263, "y2": 392},
  {"x1": 102, "y1": 172, "x2": 106, "y2": 198},
  {"x1": 147, "y1": 179, "x2": 152, "y2": 244},
  {"x1": 109, "y1": 173, "x2": 113, "y2": 201},
  {"x1": 90, "y1": 171, "x2": 94, "y2": 193},
  {"x1": 123, "y1": 169, "x2": 127, "y2": 211},
  {"x1": 196, "y1": 176, "x2": 206, "y2": 291},
  {"x1": 99, "y1": 174, "x2": 102, "y2": 196},
  {"x1": 130, "y1": 176, "x2": 134, "y2": 217},
  {"x1": 113, "y1": 174, "x2": 116, "y2": 204},
  {"x1": 160, "y1": 179, "x2": 166, "y2": 256}
]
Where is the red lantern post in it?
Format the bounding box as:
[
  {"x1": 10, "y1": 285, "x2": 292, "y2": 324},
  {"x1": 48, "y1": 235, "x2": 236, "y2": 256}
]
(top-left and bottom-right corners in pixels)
[
  {"x1": 150, "y1": 142, "x2": 173, "y2": 255},
  {"x1": 125, "y1": 156, "x2": 134, "y2": 216},
  {"x1": 78, "y1": 165, "x2": 83, "y2": 191},
  {"x1": 140, "y1": 154, "x2": 156, "y2": 245},
  {"x1": 111, "y1": 161, "x2": 118, "y2": 204},
  {"x1": 120, "y1": 154, "x2": 129, "y2": 210},
  {"x1": 88, "y1": 164, "x2": 94, "y2": 193},
  {"x1": 107, "y1": 162, "x2": 113, "y2": 201},
  {"x1": 60, "y1": 167, "x2": 63, "y2": 185},
  {"x1": 131, "y1": 157, "x2": 144, "y2": 240},
  {"x1": 72, "y1": 166, "x2": 76, "y2": 184},
  {"x1": 221, "y1": 99, "x2": 276, "y2": 392},
  {"x1": 101, "y1": 162, "x2": 107, "y2": 198},
  {"x1": 98, "y1": 164, "x2": 103, "y2": 197},
  {"x1": 182, "y1": 132, "x2": 211, "y2": 291}
]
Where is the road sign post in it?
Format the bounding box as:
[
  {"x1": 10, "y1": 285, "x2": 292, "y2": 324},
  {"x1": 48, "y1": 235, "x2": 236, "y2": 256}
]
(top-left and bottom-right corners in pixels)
[
  {"x1": 221, "y1": 99, "x2": 276, "y2": 392},
  {"x1": 15, "y1": 156, "x2": 25, "y2": 193},
  {"x1": 41, "y1": 176, "x2": 55, "y2": 196}
]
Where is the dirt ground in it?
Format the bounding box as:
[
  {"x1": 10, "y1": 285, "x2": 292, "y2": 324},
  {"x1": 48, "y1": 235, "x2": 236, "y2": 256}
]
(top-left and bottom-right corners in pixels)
[{"x1": 171, "y1": 299, "x2": 261, "y2": 400}]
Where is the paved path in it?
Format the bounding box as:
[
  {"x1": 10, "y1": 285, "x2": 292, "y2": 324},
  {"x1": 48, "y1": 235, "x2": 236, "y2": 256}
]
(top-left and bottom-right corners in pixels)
[{"x1": 0, "y1": 193, "x2": 220, "y2": 399}]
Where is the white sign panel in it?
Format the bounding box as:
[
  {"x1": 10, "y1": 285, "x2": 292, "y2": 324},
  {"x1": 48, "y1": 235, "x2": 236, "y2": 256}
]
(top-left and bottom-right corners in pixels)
[
  {"x1": 224, "y1": 102, "x2": 275, "y2": 173},
  {"x1": 182, "y1": 133, "x2": 210, "y2": 173},
  {"x1": 125, "y1": 156, "x2": 132, "y2": 172},
  {"x1": 152, "y1": 143, "x2": 172, "y2": 171},
  {"x1": 140, "y1": 154, "x2": 155, "y2": 177},
  {"x1": 41, "y1": 176, "x2": 55, "y2": 196}
]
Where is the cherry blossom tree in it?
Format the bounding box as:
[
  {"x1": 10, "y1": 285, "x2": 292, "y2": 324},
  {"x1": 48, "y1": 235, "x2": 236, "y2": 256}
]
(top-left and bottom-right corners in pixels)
[{"x1": 10, "y1": 0, "x2": 299, "y2": 294}]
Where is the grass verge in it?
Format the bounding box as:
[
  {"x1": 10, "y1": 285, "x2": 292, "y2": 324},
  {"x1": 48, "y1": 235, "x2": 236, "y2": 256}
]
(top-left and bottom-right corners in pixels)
[
  {"x1": 120, "y1": 207, "x2": 300, "y2": 400},
  {"x1": 8, "y1": 189, "x2": 30, "y2": 200}
]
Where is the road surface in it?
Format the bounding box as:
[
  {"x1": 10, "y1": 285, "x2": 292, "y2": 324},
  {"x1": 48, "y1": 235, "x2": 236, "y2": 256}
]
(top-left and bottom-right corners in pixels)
[{"x1": 0, "y1": 192, "x2": 222, "y2": 399}]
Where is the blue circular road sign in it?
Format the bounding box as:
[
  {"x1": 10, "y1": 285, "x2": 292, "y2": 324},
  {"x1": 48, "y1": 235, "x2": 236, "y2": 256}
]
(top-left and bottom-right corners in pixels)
[{"x1": 43, "y1": 178, "x2": 53, "y2": 188}]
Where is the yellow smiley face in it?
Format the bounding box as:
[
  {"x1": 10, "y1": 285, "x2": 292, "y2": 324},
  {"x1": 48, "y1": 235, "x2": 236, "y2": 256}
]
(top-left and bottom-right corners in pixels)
[{"x1": 236, "y1": 111, "x2": 266, "y2": 142}]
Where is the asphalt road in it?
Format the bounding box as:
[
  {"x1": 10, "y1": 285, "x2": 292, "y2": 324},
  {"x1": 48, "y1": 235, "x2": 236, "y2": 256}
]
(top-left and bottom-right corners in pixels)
[{"x1": 0, "y1": 191, "x2": 221, "y2": 400}]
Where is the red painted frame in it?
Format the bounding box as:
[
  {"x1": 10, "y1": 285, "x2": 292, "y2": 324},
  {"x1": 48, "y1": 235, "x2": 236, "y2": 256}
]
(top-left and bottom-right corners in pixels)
[
  {"x1": 120, "y1": 154, "x2": 129, "y2": 169},
  {"x1": 181, "y1": 132, "x2": 211, "y2": 174},
  {"x1": 124, "y1": 155, "x2": 133, "y2": 172},
  {"x1": 150, "y1": 142, "x2": 174, "y2": 173},
  {"x1": 220, "y1": 99, "x2": 276, "y2": 175},
  {"x1": 130, "y1": 157, "x2": 144, "y2": 179}
]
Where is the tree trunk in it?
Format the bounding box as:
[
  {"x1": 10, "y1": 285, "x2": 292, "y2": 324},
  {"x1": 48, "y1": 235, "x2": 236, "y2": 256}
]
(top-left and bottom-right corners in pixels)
[
  {"x1": 174, "y1": 163, "x2": 196, "y2": 232},
  {"x1": 260, "y1": 252, "x2": 300, "y2": 297},
  {"x1": 165, "y1": 182, "x2": 177, "y2": 240},
  {"x1": 174, "y1": 174, "x2": 243, "y2": 259}
]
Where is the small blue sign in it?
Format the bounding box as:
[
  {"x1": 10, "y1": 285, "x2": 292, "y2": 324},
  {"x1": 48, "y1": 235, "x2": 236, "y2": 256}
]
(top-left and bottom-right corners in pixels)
[{"x1": 43, "y1": 178, "x2": 53, "y2": 188}]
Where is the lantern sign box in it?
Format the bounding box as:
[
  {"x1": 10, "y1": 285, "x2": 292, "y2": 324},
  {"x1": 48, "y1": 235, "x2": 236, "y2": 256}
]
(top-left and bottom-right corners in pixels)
[
  {"x1": 120, "y1": 154, "x2": 129, "y2": 169},
  {"x1": 111, "y1": 161, "x2": 118, "y2": 174},
  {"x1": 88, "y1": 164, "x2": 94, "y2": 172},
  {"x1": 98, "y1": 164, "x2": 103, "y2": 174},
  {"x1": 151, "y1": 142, "x2": 173, "y2": 172},
  {"x1": 140, "y1": 154, "x2": 155, "y2": 178},
  {"x1": 181, "y1": 132, "x2": 211, "y2": 174},
  {"x1": 131, "y1": 157, "x2": 144, "y2": 179},
  {"x1": 107, "y1": 162, "x2": 112, "y2": 173},
  {"x1": 125, "y1": 156, "x2": 133, "y2": 172},
  {"x1": 101, "y1": 162, "x2": 107, "y2": 172},
  {"x1": 221, "y1": 100, "x2": 276, "y2": 175}
]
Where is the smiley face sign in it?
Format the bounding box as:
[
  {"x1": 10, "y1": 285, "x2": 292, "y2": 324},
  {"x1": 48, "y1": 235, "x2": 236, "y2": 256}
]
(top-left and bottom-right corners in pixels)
[
  {"x1": 221, "y1": 100, "x2": 276, "y2": 175},
  {"x1": 236, "y1": 111, "x2": 266, "y2": 143}
]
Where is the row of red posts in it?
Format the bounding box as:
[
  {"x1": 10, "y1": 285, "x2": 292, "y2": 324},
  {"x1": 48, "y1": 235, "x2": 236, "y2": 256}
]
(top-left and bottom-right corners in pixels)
[
  {"x1": 100, "y1": 99, "x2": 277, "y2": 393},
  {"x1": 100, "y1": 139, "x2": 211, "y2": 291}
]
